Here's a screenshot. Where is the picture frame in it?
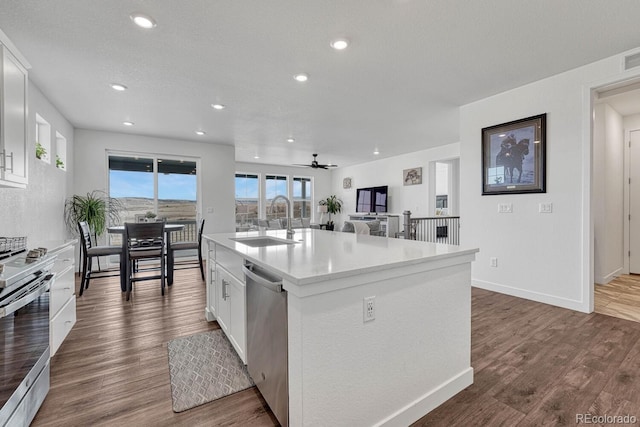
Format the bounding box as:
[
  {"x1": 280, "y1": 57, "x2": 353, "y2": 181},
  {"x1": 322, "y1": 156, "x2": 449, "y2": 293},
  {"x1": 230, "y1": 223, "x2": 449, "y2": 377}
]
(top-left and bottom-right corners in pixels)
[
  {"x1": 403, "y1": 167, "x2": 422, "y2": 186},
  {"x1": 481, "y1": 113, "x2": 546, "y2": 195},
  {"x1": 343, "y1": 177, "x2": 352, "y2": 189}
]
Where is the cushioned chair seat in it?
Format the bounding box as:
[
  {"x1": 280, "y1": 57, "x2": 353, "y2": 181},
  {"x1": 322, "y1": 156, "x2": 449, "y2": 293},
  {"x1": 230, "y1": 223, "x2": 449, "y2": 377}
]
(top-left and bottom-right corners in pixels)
[
  {"x1": 86, "y1": 245, "x2": 122, "y2": 256},
  {"x1": 171, "y1": 241, "x2": 199, "y2": 251}
]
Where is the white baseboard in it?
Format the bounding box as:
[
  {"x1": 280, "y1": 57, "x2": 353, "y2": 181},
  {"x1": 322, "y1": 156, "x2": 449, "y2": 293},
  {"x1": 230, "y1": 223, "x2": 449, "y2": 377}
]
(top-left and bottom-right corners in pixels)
[
  {"x1": 473, "y1": 279, "x2": 588, "y2": 313},
  {"x1": 376, "y1": 367, "x2": 473, "y2": 427},
  {"x1": 595, "y1": 267, "x2": 623, "y2": 285}
]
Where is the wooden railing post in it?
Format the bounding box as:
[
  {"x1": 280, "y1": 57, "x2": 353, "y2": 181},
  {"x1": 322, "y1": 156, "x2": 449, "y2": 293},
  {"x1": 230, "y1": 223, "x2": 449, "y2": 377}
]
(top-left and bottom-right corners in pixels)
[{"x1": 403, "y1": 210, "x2": 412, "y2": 239}]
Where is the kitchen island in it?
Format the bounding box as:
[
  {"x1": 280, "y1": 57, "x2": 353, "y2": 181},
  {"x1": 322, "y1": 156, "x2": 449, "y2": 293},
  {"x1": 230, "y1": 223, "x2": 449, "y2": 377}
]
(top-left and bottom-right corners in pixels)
[{"x1": 204, "y1": 228, "x2": 478, "y2": 426}]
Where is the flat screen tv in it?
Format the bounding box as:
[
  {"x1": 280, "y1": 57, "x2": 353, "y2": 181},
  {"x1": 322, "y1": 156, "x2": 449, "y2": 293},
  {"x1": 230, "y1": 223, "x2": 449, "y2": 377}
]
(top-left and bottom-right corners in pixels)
[{"x1": 356, "y1": 185, "x2": 388, "y2": 213}]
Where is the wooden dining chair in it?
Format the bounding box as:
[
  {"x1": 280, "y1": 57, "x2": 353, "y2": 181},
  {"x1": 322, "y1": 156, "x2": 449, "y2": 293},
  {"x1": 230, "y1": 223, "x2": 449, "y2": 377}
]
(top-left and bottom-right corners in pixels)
[
  {"x1": 77, "y1": 221, "x2": 122, "y2": 296},
  {"x1": 168, "y1": 219, "x2": 205, "y2": 280},
  {"x1": 124, "y1": 222, "x2": 166, "y2": 300}
]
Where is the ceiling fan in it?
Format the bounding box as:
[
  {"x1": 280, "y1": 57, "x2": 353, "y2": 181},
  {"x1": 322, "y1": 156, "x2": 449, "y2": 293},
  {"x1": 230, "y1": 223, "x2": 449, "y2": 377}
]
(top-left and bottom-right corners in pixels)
[{"x1": 294, "y1": 154, "x2": 338, "y2": 169}]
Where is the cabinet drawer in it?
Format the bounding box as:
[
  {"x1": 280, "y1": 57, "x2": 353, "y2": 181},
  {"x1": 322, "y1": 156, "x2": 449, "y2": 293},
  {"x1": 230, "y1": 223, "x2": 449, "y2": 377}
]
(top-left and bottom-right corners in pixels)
[
  {"x1": 52, "y1": 245, "x2": 75, "y2": 275},
  {"x1": 50, "y1": 267, "x2": 75, "y2": 316},
  {"x1": 51, "y1": 296, "x2": 76, "y2": 357},
  {"x1": 215, "y1": 244, "x2": 244, "y2": 282}
]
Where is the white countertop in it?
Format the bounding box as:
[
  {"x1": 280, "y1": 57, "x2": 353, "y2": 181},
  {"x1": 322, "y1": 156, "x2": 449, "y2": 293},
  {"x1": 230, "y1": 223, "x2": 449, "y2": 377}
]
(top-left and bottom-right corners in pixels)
[{"x1": 204, "y1": 229, "x2": 478, "y2": 285}]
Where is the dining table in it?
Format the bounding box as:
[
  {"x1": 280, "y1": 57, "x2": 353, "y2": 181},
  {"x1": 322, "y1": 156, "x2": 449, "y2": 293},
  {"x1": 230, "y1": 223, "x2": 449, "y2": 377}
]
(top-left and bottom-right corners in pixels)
[{"x1": 107, "y1": 223, "x2": 185, "y2": 292}]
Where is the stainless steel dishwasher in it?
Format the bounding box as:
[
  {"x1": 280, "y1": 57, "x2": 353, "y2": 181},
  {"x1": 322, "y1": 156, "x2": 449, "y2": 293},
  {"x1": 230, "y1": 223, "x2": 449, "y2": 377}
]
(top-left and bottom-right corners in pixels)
[{"x1": 243, "y1": 261, "x2": 288, "y2": 427}]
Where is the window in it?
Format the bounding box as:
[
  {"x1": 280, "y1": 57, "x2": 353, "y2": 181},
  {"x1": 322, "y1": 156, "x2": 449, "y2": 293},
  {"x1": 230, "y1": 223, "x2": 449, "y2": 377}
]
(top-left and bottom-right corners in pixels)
[
  {"x1": 55, "y1": 132, "x2": 67, "y2": 170},
  {"x1": 265, "y1": 175, "x2": 288, "y2": 220},
  {"x1": 35, "y1": 114, "x2": 50, "y2": 163},
  {"x1": 293, "y1": 177, "x2": 312, "y2": 218},
  {"x1": 108, "y1": 153, "x2": 199, "y2": 246},
  {"x1": 235, "y1": 173, "x2": 259, "y2": 228}
]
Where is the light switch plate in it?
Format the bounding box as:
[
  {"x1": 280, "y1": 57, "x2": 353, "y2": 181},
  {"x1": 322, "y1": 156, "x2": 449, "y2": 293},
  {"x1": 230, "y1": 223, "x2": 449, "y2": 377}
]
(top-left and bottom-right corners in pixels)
[
  {"x1": 498, "y1": 203, "x2": 512, "y2": 213},
  {"x1": 539, "y1": 203, "x2": 552, "y2": 213}
]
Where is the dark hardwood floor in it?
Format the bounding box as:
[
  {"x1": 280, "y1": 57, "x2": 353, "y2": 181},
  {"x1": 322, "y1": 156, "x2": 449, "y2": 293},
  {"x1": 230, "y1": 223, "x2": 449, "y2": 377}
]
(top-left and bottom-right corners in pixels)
[
  {"x1": 33, "y1": 269, "x2": 640, "y2": 426},
  {"x1": 32, "y1": 265, "x2": 278, "y2": 427}
]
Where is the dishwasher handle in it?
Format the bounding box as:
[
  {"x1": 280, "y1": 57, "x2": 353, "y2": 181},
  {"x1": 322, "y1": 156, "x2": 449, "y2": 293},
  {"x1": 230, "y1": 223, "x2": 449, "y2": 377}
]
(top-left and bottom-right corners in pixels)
[{"x1": 242, "y1": 264, "x2": 283, "y2": 293}]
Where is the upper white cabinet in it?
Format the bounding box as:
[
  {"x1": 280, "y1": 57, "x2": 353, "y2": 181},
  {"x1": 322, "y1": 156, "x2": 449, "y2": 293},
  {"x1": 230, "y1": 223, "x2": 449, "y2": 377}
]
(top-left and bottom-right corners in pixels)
[{"x1": 0, "y1": 31, "x2": 30, "y2": 188}]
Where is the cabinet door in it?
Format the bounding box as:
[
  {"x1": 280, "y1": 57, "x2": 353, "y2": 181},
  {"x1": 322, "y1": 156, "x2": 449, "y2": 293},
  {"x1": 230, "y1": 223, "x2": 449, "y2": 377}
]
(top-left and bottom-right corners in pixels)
[
  {"x1": 227, "y1": 275, "x2": 246, "y2": 363},
  {"x1": 1, "y1": 46, "x2": 28, "y2": 186},
  {"x1": 206, "y1": 263, "x2": 218, "y2": 320},
  {"x1": 216, "y1": 266, "x2": 231, "y2": 333}
]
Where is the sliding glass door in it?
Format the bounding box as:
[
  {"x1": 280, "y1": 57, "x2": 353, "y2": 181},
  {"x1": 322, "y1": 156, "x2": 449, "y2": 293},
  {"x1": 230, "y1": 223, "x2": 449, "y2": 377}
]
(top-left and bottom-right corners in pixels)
[{"x1": 108, "y1": 153, "x2": 199, "y2": 247}]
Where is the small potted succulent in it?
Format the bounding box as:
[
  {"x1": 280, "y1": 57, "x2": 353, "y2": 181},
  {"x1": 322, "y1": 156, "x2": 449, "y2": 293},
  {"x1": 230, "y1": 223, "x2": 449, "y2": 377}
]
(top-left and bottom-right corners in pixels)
[
  {"x1": 35, "y1": 142, "x2": 47, "y2": 160},
  {"x1": 145, "y1": 211, "x2": 157, "y2": 222}
]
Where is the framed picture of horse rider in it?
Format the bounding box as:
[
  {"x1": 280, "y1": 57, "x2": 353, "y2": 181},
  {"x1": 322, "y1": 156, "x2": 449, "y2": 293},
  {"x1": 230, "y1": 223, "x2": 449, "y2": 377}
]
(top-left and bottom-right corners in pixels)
[{"x1": 481, "y1": 113, "x2": 546, "y2": 195}]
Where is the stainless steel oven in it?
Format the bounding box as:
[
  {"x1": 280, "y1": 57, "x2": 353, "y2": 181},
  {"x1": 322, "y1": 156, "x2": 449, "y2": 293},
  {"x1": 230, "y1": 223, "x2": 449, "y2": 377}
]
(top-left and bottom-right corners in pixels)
[{"x1": 0, "y1": 255, "x2": 55, "y2": 427}]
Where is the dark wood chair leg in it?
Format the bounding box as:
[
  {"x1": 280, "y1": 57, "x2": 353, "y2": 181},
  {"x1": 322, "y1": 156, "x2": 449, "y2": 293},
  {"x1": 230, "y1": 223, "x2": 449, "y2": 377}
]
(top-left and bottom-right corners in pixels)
[
  {"x1": 198, "y1": 247, "x2": 204, "y2": 281},
  {"x1": 79, "y1": 254, "x2": 88, "y2": 296},
  {"x1": 85, "y1": 257, "x2": 93, "y2": 290}
]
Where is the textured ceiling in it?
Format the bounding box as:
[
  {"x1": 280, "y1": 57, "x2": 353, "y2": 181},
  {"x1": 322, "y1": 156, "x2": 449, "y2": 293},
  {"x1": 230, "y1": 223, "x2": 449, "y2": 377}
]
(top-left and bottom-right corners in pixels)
[{"x1": 2, "y1": 1, "x2": 640, "y2": 167}]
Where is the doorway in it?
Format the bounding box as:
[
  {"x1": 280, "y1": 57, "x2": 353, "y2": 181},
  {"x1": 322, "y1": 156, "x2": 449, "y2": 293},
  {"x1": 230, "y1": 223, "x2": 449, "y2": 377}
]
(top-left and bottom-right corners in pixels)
[{"x1": 592, "y1": 81, "x2": 640, "y2": 322}]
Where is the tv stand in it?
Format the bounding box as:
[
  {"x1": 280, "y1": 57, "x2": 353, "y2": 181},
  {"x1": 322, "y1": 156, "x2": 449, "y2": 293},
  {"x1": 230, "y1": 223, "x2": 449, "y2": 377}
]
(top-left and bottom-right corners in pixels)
[{"x1": 348, "y1": 214, "x2": 399, "y2": 238}]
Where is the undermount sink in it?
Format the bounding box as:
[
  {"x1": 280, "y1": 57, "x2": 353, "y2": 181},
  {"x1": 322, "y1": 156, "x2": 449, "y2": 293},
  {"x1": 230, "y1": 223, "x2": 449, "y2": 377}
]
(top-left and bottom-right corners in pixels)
[{"x1": 231, "y1": 236, "x2": 299, "y2": 248}]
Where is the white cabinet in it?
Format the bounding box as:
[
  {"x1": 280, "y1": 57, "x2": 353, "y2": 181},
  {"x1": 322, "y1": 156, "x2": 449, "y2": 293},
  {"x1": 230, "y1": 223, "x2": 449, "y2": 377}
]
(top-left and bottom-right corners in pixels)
[
  {"x1": 0, "y1": 42, "x2": 29, "y2": 188},
  {"x1": 204, "y1": 238, "x2": 247, "y2": 364},
  {"x1": 49, "y1": 243, "x2": 77, "y2": 356},
  {"x1": 205, "y1": 240, "x2": 217, "y2": 321},
  {"x1": 216, "y1": 265, "x2": 247, "y2": 364}
]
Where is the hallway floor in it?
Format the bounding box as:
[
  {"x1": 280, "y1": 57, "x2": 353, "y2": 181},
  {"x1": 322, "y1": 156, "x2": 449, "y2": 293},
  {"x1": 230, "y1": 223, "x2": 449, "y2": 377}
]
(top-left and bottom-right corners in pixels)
[{"x1": 595, "y1": 274, "x2": 640, "y2": 323}]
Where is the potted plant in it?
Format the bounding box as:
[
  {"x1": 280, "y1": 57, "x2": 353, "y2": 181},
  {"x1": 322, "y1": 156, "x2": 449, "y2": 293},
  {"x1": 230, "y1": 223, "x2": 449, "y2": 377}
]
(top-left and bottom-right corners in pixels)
[
  {"x1": 64, "y1": 191, "x2": 124, "y2": 242},
  {"x1": 319, "y1": 195, "x2": 342, "y2": 230},
  {"x1": 56, "y1": 155, "x2": 65, "y2": 169},
  {"x1": 145, "y1": 211, "x2": 157, "y2": 222},
  {"x1": 35, "y1": 142, "x2": 47, "y2": 160}
]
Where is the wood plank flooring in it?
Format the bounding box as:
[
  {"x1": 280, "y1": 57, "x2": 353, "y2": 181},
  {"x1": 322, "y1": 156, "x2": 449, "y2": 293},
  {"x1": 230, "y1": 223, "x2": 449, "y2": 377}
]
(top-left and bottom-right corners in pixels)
[
  {"x1": 595, "y1": 274, "x2": 640, "y2": 322},
  {"x1": 33, "y1": 271, "x2": 640, "y2": 426},
  {"x1": 32, "y1": 266, "x2": 278, "y2": 427}
]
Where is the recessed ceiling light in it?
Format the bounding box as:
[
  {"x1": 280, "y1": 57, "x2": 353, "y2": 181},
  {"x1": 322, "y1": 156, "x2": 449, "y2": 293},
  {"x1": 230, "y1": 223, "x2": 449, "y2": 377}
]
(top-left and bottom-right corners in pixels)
[
  {"x1": 373, "y1": 149, "x2": 380, "y2": 155},
  {"x1": 211, "y1": 104, "x2": 226, "y2": 110},
  {"x1": 254, "y1": 155, "x2": 260, "y2": 159},
  {"x1": 294, "y1": 73, "x2": 309, "y2": 82},
  {"x1": 123, "y1": 121, "x2": 134, "y2": 126},
  {"x1": 110, "y1": 83, "x2": 127, "y2": 91},
  {"x1": 287, "y1": 138, "x2": 295, "y2": 143},
  {"x1": 130, "y1": 13, "x2": 157, "y2": 29},
  {"x1": 195, "y1": 130, "x2": 206, "y2": 136},
  {"x1": 330, "y1": 39, "x2": 349, "y2": 50}
]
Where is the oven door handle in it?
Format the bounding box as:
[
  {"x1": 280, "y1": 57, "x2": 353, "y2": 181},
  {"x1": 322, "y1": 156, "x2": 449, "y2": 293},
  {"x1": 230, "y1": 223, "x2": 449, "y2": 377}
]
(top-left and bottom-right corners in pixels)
[{"x1": 0, "y1": 273, "x2": 55, "y2": 319}]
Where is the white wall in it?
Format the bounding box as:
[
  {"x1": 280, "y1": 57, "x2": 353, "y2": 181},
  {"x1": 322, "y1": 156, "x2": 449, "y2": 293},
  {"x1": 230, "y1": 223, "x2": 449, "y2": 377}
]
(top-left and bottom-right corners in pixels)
[
  {"x1": 0, "y1": 81, "x2": 74, "y2": 243},
  {"x1": 235, "y1": 162, "x2": 332, "y2": 223},
  {"x1": 593, "y1": 104, "x2": 624, "y2": 284},
  {"x1": 459, "y1": 48, "x2": 640, "y2": 313},
  {"x1": 73, "y1": 129, "x2": 236, "y2": 236},
  {"x1": 330, "y1": 143, "x2": 460, "y2": 228}
]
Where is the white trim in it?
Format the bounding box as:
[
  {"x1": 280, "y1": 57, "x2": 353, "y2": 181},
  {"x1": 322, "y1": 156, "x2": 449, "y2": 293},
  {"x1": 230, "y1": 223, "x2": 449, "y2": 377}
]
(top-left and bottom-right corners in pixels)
[
  {"x1": 596, "y1": 266, "x2": 623, "y2": 285},
  {"x1": 473, "y1": 279, "x2": 589, "y2": 313},
  {"x1": 375, "y1": 367, "x2": 473, "y2": 427}
]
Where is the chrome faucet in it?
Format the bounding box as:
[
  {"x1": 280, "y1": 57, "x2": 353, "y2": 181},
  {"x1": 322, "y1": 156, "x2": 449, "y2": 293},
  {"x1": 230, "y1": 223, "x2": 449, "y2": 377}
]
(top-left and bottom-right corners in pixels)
[{"x1": 271, "y1": 195, "x2": 295, "y2": 239}]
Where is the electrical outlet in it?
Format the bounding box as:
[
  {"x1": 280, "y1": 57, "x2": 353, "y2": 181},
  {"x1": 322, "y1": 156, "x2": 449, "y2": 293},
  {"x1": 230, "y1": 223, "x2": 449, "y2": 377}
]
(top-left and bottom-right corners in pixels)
[
  {"x1": 364, "y1": 296, "x2": 375, "y2": 322},
  {"x1": 206, "y1": 206, "x2": 214, "y2": 214},
  {"x1": 490, "y1": 257, "x2": 498, "y2": 267}
]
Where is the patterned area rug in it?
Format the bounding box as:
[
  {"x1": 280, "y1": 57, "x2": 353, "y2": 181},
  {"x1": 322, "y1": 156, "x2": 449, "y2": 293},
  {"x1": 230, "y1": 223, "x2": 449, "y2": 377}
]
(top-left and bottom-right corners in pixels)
[{"x1": 167, "y1": 329, "x2": 254, "y2": 412}]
